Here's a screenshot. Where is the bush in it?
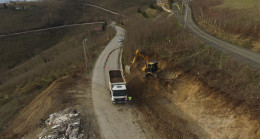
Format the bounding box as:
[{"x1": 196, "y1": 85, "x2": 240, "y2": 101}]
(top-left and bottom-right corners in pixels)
[
  {"x1": 149, "y1": 4, "x2": 155, "y2": 9},
  {"x1": 142, "y1": 11, "x2": 148, "y2": 18},
  {"x1": 137, "y1": 8, "x2": 142, "y2": 13}
]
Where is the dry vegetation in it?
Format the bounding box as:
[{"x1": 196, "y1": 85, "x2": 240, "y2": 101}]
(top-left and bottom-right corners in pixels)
[
  {"x1": 0, "y1": 0, "x2": 118, "y2": 134},
  {"x1": 123, "y1": 14, "x2": 260, "y2": 122},
  {"x1": 0, "y1": 25, "x2": 116, "y2": 134},
  {"x1": 2, "y1": 75, "x2": 100, "y2": 139},
  {"x1": 190, "y1": 0, "x2": 260, "y2": 51},
  {"x1": 0, "y1": 0, "x2": 82, "y2": 34},
  {"x1": 0, "y1": 0, "x2": 117, "y2": 73}
]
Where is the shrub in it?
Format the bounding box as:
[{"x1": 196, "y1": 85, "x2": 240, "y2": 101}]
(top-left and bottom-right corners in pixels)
[
  {"x1": 137, "y1": 8, "x2": 142, "y2": 13},
  {"x1": 149, "y1": 4, "x2": 155, "y2": 9}
]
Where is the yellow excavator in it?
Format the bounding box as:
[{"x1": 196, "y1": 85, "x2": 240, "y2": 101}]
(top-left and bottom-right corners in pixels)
[{"x1": 131, "y1": 49, "x2": 159, "y2": 78}]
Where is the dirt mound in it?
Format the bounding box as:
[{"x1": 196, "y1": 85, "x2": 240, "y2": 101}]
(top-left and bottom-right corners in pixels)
[
  {"x1": 126, "y1": 70, "x2": 260, "y2": 138},
  {"x1": 2, "y1": 76, "x2": 100, "y2": 139}
]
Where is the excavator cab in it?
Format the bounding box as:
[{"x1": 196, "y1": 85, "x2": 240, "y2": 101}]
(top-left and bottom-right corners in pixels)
[
  {"x1": 132, "y1": 49, "x2": 159, "y2": 78},
  {"x1": 148, "y1": 61, "x2": 158, "y2": 72}
]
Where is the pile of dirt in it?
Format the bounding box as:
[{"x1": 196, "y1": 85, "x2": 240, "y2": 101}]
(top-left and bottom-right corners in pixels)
[
  {"x1": 126, "y1": 70, "x2": 260, "y2": 138},
  {"x1": 110, "y1": 77, "x2": 124, "y2": 83},
  {"x1": 1, "y1": 75, "x2": 100, "y2": 139}
]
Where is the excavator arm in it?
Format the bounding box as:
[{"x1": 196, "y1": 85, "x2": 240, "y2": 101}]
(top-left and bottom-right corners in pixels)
[
  {"x1": 131, "y1": 49, "x2": 150, "y2": 72},
  {"x1": 132, "y1": 49, "x2": 154, "y2": 72},
  {"x1": 131, "y1": 49, "x2": 140, "y2": 64}
]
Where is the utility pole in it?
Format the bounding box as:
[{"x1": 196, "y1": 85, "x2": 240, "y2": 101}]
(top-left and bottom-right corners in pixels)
[
  {"x1": 106, "y1": 31, "x2": 109, "y2": 41},
  {"x1": 219, "y1": 54, "x2": 223, "y2": 69},
  {"x1": 85, "y1": 39, "x2": 90, "y2": 68},
  {"x1": 82, "y1": 39, "x2": 89, "y2": 69},
  {"x1": 184, "y1": 0, "x2": 189, "y2": 28},
  {"x1": 181, "y1": 0, "x2": 184, "y2": 14}
]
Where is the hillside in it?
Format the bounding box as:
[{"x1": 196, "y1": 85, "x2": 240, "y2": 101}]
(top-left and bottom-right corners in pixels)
[
  {"x1": 123, "y1": 12, "x2": 260, "y2": 138},
  {"x1": 0, "y1": 0, "x2": 116, "y2": 135}
]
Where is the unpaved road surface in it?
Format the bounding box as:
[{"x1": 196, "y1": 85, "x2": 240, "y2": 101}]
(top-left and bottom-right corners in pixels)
[
  {"x1": 186, "y1": 7, "x2": 260, "y2": 70},
  {"x1": 91, "y1": 24, "x2": 158, "y2": 139},
  {"x1": 82, "y1": 3, "x2": 119, "y2": 15}
]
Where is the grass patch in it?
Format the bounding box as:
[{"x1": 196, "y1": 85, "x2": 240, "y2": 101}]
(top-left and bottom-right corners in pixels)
[
  {"x1": 219, "y1": 0, "x2": 260, "y2": 10},
  {"x1": 0, "y1": 30, "x2": 66, "y2": 72}
]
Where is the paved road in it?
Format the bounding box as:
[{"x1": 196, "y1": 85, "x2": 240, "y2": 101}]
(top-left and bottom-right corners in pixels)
[
  {"x1": 0, "y1": 22, "x2": 104, "y2": 38},
  {"x1": 91, "y1": 23, "x2": 157, "y2": 139},
  {"x1": 186, "y1": 7, "x2": 260, "y2": 70}
]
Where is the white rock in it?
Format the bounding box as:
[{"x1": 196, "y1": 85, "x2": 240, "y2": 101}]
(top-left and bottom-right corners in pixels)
[
  {"x1": 69, "y1": 113, "x2": 78, "y2": 118},
  {"x1": 51, "y1": 124, "x2": 60, "y2": 129}
]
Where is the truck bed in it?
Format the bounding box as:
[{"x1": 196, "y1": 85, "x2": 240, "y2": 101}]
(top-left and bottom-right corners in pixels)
[{"x1": 109, "y1": 70, "x2": 124, "y2": 83}]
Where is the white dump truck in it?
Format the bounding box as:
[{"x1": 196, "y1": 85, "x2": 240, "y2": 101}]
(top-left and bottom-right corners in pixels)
[{"x1": 108, "y1": 70, "x2": 127, "y2": 103}]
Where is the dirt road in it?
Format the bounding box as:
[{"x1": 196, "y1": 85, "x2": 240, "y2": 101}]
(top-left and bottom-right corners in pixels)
[
  {"x1": 91, "y1": 23, "x2": 158, "y2": 139},
  {"x1": 186, "y1": 7, "x2": 260, "y2": 70},
  {"x1": 0, "y1": 22, "x2": 104, "y2": 38},
  {"x1": 82, "y1": 3, "x2": 119, "y2": 15}
]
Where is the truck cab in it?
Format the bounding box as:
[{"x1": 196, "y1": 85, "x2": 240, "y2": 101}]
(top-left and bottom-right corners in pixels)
[{"x1": 110, "y1": 84, "x2": 127, "y2": 103}]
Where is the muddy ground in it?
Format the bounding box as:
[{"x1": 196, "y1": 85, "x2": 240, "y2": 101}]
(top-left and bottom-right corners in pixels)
[
  {"x1": 126, "y1": 69, "x2": 260, "y2": 139},
  {"x1": 1, "y1": 74, "x2": 100, "y2": 139}
]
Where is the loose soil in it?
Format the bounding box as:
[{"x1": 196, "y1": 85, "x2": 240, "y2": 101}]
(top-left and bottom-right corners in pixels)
[
  {"x1": 126, "y1": 69, "x2": 260, "y2": 138},
  {"x1": 1, "y1": 75, "x2": 100, "y2": 139}
]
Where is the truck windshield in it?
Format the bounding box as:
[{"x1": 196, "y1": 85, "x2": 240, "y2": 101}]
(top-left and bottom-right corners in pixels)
[{"x1": 113, "y1": 90, "x2": 127, "y2": 96}]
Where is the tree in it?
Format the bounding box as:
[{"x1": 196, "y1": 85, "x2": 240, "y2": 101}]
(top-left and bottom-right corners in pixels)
[
  {"x1": 142, "y1": 11, "x2": 148, "y2": 18},
  {"x1": 169, "y1": 0, "x2": 174, "y2": 9},
  {"x1": 102, "y1": 20, "x2": 107, "y2": 31},
  {"x1": 102, "y1": 24, "x2": 106, "y2": 31},
  {"x1": 104, "y1": 20, "x2": 107, "y2": 27},
  {"x1": 3, "y1": 3, "x2": 8, "y2": 9},
  {"x1": 137, "y1": 8, "x2": 142, "y2": 13},
  {"x1": 149, "y1": 4, "x2": 155, "y2": 9}
]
